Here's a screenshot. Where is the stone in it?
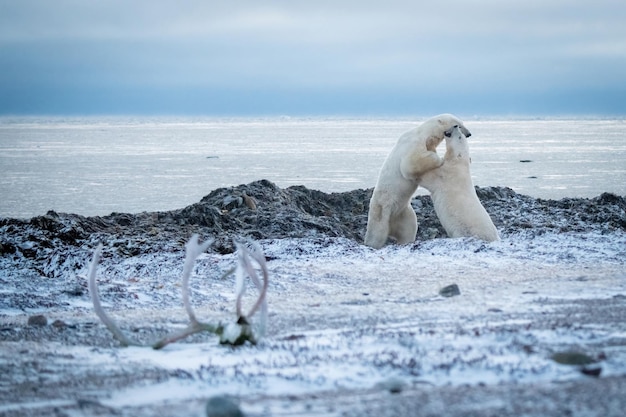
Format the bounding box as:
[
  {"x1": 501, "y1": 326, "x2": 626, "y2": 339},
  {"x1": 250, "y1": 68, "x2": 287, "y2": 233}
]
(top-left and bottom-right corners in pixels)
[
  {"x1": 550, "y1": 351, "x2": 596, "y2": 366},
  {"x1": 52, "y1": 319, "x2": 67, "y2": 328},
  {"x1": 439, "y1": 284, "x2": 461, "y2": 298},
  {"x1": 581, "y1": 366, "x2": 602, "y2": 377},
  {"x1": 205, "y1": 395, "x2": 244, "y2": 417},
  {"x1": 27, "y1": 314, "x2": 47, "y2": 326},
  {"x1": 376, "y1": 377, "x2": 407, "y2": 394}
]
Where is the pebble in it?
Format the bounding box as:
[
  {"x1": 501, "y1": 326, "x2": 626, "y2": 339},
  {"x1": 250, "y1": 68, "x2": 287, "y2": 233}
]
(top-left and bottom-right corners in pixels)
[
  {"x1": 205, "y1": 396, "x2": 244, "y2": 417},
  {"x1": 550, "y1": 351, "x2": 596, "y2": 365},
  {"x1": 376, "y1": 377, "x2": 407, "y2": 394},
  {"x1": 27, "y1": 314, "x2": 47, "y2": 326},
  {"x1": 52, "y1": 319, "x2": 68, "y2": 328},
  {"x1": 439, "y1": 284, "x2": 461, "y2": 298},
  {"x1": 581, "y1": 367, "x2": 602, "y2": 377}
]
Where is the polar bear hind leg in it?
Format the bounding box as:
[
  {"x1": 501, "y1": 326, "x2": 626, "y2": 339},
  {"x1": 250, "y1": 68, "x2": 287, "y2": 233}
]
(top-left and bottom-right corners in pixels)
[
  {"x1": 364, "y1": 202, "x2": 391, "y2": 249},
  {"x1": 389, "y1": 205, "x2": 418, "y2": 245}
]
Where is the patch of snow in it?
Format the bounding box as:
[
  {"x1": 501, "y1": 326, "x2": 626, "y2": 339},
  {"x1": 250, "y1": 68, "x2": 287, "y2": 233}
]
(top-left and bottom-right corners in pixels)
[{"x1": 1, "y1": 230, "x2": 625, "y2": 414}]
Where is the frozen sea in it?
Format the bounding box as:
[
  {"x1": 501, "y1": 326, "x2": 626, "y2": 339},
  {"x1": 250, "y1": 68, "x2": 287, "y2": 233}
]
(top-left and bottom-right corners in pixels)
[{"x1": 0, "y1": 116, "x2": 625, "y2": 219}]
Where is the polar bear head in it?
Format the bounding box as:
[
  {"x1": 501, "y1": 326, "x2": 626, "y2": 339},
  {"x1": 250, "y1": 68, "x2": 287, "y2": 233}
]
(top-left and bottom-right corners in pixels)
[
  {"x1": 437, "y1": 114, "x2": 471, "y2": 137},
  {"x1": 423, "y1": 114, "x2": 471, "y2": 151},
  {"x1": 443, "y1": 125, "x2": 470, "y2": 161}
]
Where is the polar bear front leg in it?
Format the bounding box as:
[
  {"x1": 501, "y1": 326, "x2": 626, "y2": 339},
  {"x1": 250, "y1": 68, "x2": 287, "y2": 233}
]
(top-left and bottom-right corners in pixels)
[
  {"x1": 400, "y1": 150, "x2": 443, "y2": 181},
  {"x1": 364, "y1": 202, "x2": 391, "y2": 249},
  {"x1": 389, "y1": 205, "x2": 418, "y2": 245}
]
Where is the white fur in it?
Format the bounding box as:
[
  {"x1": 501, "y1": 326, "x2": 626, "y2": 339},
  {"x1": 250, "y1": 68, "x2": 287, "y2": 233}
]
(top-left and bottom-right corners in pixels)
[
  {"x1": 420, "y1": 125, "x2": 499, "y2": 242},
  {"x1": 364, "y1": 114, "x2": 471, "y2": 248}
]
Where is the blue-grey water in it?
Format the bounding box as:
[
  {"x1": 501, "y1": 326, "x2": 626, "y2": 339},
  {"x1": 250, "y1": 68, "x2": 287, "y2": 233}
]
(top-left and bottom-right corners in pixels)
[{"x1": 0, "y1": 116, "x2": 624, "y2": 218}]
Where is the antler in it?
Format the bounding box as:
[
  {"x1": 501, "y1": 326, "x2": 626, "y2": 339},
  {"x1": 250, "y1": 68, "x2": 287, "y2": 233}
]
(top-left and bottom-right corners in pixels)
[
  {"x1": 151, "y1": 235, "x2": 220, "y2": 349},
  {"x1": 88, "y1": 244, "x2": 138, "y2": 347},
  {"x1": 220, "y1": 240, "x2": 269, "y2": 345},
  {"x1": 181, "y1": 235, "x2": 213, "y2": 326},
  {"x1": 87, "y1": 234, "x2": 269, "y2": 349}
]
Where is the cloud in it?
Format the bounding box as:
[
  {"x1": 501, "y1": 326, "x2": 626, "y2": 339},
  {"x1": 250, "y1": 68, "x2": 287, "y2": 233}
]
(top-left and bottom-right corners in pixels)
[{"x1": 1, "y1": 0, "x2": 625, "y2": 115}]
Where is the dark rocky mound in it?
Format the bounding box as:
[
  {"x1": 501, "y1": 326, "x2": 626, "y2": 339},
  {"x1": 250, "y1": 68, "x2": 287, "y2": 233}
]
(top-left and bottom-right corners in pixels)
[{"x1": 1, "y1": 180, "x2": 624, "y2": 261}]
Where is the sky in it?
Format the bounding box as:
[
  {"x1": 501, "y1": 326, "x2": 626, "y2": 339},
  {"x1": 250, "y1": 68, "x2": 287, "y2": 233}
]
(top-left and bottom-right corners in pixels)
[{"x1": 1, "y1": 0, "x2": 625, "y2": 116}]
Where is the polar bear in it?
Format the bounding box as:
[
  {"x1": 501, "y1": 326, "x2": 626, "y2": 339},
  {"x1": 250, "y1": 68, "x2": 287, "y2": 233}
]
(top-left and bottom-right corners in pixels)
[
  {"x1": 364, "y1": 114, "x2": 471, "y2": 249},
  {"x1": 420, "y1": 125, "x2": 499, "y2": 241}
]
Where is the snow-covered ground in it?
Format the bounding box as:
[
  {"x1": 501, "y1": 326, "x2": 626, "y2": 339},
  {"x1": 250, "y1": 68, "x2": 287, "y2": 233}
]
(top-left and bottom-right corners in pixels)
[{"x1": 1, "y1": 230, "x2": 625, "y2": 416}]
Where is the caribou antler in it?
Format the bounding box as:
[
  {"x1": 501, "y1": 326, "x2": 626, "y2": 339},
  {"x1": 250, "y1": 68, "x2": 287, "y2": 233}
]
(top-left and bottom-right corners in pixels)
[
  {"x1": 220, "y1": 239, "x2": 269, "y2": 345},
  {"x1": 88, "y1": 244, "x2": 138, "y2": 347},
  {"x1": 88, "y1": 234, "x2": 269, "y2": 349}
]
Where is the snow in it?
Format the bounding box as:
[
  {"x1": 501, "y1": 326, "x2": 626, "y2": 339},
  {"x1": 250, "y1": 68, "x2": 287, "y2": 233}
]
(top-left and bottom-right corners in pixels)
[{"x1": 1, "y1": 228, "x2": 625, "y2": 415}]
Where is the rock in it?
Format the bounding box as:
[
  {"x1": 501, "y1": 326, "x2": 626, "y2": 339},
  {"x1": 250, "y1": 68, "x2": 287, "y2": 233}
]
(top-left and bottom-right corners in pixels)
[
  {"x1": 0, "y1": 241, "x2": 17, "y2": 255},
  {"x1": 52, "y1": 319, "x2": 68, "y2": 328},
  {"x1": 222, "y1": 195, "x2": 243, "y2": 210},
  {"x1": 550, "y1": 351, "x2": 597, "y2": 366},
  {"x1": 205, "y1": 395, "x2": 244, "y2": 417},
  {"x1": 27, "y1": 314, "x2": 47, "y2": 326},
  {"x1": 63, "y1": 286, "x2": 84, "y2": 296},
  {"x1": 376, "y1": 377, "x2": 407, "y2": 394},
  {"x1": 551, "y1": 351, "x2": 603, "y2": 377},
  {"x1": 0, "y1": 180, "x2": 624, "y2": 259},
  {"x1": 439, "y1": 284, "x2": 461, "y2": 298},
  {"x1": 581, "y1": 366, "x2": 602, "y2": 377}
]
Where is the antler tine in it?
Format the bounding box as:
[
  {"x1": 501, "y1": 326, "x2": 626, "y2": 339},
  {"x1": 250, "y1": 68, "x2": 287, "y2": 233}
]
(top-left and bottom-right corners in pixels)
[
  {"x1": 234, "y1": 240, "x2": 269, "y2": 321},
  {"x1": 88, "y1": 244, "x2": 138, "y2": 347},
  {"x1": 152, "y1": 235, "x2": 218, "y2": 349},
  {"x1": 245, "y1": 251, "x2": 268, "y2": 338},
  {"x1": 234, "y1": 241, "x2": 252, "y2": 319},
  {"x1": 244, "y1": 242, "x2": 269, "y2": 320},
  {"x1": 181, "y1": 234, "x2": 213, "y2": 326}
]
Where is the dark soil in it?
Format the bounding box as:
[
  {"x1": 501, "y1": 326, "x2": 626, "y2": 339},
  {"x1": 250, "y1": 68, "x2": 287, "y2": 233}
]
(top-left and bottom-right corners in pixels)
[{"x1": 1, "y1": 180, "x2": 624, "y2": 261}]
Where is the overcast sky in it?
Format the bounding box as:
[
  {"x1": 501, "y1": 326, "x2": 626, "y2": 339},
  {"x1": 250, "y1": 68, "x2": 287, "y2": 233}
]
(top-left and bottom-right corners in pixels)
[{"x1": 1, "y1": 0, "x2": 625, "y2": 116}]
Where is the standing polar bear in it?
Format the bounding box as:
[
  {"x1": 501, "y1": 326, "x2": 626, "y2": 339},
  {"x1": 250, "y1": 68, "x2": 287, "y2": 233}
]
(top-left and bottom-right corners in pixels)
[
  {"x1": 420, "y1": 125, "x2": 500, "y2": 241},
  {"x1": 364, "y1": 114, "x2": 471, "y2": 249}
]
